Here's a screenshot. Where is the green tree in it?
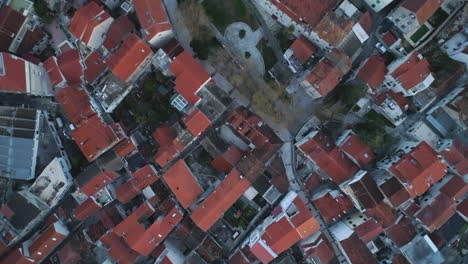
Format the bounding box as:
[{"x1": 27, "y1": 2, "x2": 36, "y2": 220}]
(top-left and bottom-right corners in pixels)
[{"x1": 34, "y1": 1, "x2": 53, "y2": 24}]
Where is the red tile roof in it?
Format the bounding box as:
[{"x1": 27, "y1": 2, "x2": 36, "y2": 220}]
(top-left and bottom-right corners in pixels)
[
  {"x1": 74, "y1": 198, "x2": 102, "y2": 220},
  {"x1": 402, "y1": 0, "x2": 443, "y2": 25},
  {"x1": 250, "y1": 241, "x2": 275, "y2": 264},
  {"x1": 44, "y1": 56, "x2": 66, "y2": 87},
  {"x1": 269, "y1": 0, "x2": 339, "y2": 27},
  {"x1": 0, "y1": 53, "x2": 27, "y2": 94},
  {"x1": 415, "y1": 193, "x2": 456, "y2": 232},
  {"x1": 382, "y1": 31, "x2": 398, "y2": 47},
  {"x1": 375, "y1": 90, "x2": 410, "y2": 111},
  {"x1": 56, "y1": 85, "x2": 95, "y2": 124},
  {"x1": 302, "y1": 173, "x2": 323, "y2": 193},
  {"x1": 3, "y1": 76, "x2": 28, "y2": 110},
  {"x1": 392, "y1": 253, "x2": 411, "y2": 264},
  {"x1": 107, "y1": 34, "x2": 152, "y2": 82},
  {"x1": 131, "y1": 165, "x2": 159, "y2": 190},
  {"x1": 229, "y1": 250, "x2": 251, "y2": 264},
  {"x1": 84, "y1": 51, "x2": 107, "y2": 84},
  {"x1": 364, "y1": 202, "x2": 396, "y2": 228},
  {"x1": 457, "y1": 199, "x2": 468, "y2": 220},
  {"x1": 356, "y1": 56, "x2": 387, "y2": 90},
  {"x1": 389, "y1": 141, "x2": 447, "y2": 198},
  {"x1": 190, "y1": 169, "x2": 251, "y2": 231},
  {"x1": 162, "y1": 159, "x2": 203, "y2": 208},
  {"x1": 134, "y1": 0, "x2": 171, "y2": 42},
  {"x1": 0, "y1": 6, "x2": 26, "y2": 52},
  {"x1": 103, "y1": 16, "x2": 135, "y2": 51},
  {"x1": 338, "y1": 233, "x2": 378, "y2": 264},
  {"x1": 28, "y1": 222, "x2": 67, "y2": 261},
  {"x1": 298, "y1": 132, "x2": 358, "y2": 184},
  {"x1": 116, "y1": 180, "x2": 140, "y2": 204},
  {"x1": 358, "y1": 12, "x2": 373, "y2": 34},
  {"x1": 17, "y1": 26, "x2": 46, "y2": 55},
  {"x1": 312, "y1": 191, "x2": 354, "y2": 223},
  {"x1": 289, "y1": 36, "x2": 316, "y2": 64},
  {"x1": 153, "y1": 124, "x2": 184, "y2": 167},
  {"x1": 386, "y1": 216, "x2": 417, "y2": 247},
  {"x1": 305, "y1": 49, "x2": 351, "y2": 97},
  {"x1": 168, "y1": 50, "x2": 211, "y2": 105},
  {"x1": 69, "y1": 2, "x2": 112, "y2": 45},
  {"x1": 379, "y1": 176, "x2": 411, "y2": 208},
  {"x1": 355, "y1": 219, "x2": 383, "y2": 243},
  {"x1": 127, "y1": 206, "x2": 183, "y2": 256},
  {"x1": 315, "y1": 13, "x2": 354, "y2": 47},
  {"x1": 183, "y1": 108, "x2": 211, "y2": 137},
  {"x1": 211, "y1": 145, "x2": 243, "y2": 173},
  {"x1": 339, "y1": 134, "x2": 375, "y2": 168},
  {"x1": 80, "y1": 170, "x2": 118, "y2": 197},
  {"x1": 100, "y1": 231, "x2": 140, "y2": 264},
  {"x1": 439, "y1": 175, "x2": 467, "y2": 201},
  {"x1": 301, "y1": 234, "x2": 335, "y2": 264},
  {"x1": 71, "y1": 115, "x2": 122, "y2": 162},
  {"x1": 441, "y1": 140, "x2": 468, "y2": 175},
  {"x1": 260, "y1": 195, "x2": 320, "y2": 255},
  {"x1": 114, "y1": 138, "x2": 136, "y2": 158},
  {"x1": 390, "y1": 51, "x2": 432, "y2": 91},
  {"x1": 57, "y1": 49, "x2": 83, "y2": 85}
]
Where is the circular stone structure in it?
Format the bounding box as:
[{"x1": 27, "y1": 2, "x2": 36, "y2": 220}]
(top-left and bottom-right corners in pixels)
[{"x1": 225, "y1": 22, "x2": 265, "y2": 76}]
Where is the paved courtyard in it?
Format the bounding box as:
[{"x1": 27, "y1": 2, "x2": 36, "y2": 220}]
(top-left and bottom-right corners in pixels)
[{"x1": 225, "y1": 22, "x2": 265, "y2": 75}]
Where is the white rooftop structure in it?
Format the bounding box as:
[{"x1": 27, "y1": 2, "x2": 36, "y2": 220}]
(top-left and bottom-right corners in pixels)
[{"x1": 28, "y1": 157, "x2": 72, "y2": 207}]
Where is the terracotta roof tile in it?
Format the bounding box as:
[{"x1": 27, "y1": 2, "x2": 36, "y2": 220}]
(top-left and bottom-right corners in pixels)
[
  {"x1": 107, "y1": 34, "x2": 152, "y2": 82},
  {"x1": 73, "y1": 198, "x2": 102, "y2": 220},
  {"x1": 339, "y1": 134, "x2": 375, "y2": 167},
  {"x1": 355, "y1": 219, "x2": 383, "y2": 243},
  {"x1": 44, "y1": 56, "x2": 66, "y2": 87},
  {"x1": 28, "y1": 222, "x2": 67, "y2": 261},
  {"x1": 441, "y1": 140, "x2": 468, "y2": 175},
  {"x1": 289, "y1": 36, "x2": 316, "y2": 64},
  {"x1": 103, "y1": 16, "x2": 135, "y2": 51},
  {"x1": 402, "y1": 0, "x2": 443, "y2": 25},
  {"x1": 358, "y1": 12, "x2": 373, "y2": 33},
  {"x1": 57, "y1": 49, "x2": 83, "y2": 85},
  {"x1": 80, "y1": 170, "x2": 118, "y2": 196},
  {"x1": 17, "y1": 26, "x2": 46, "y2": 55},
  {"x1": 162, "y1": 160, "x2": 203, "y2": 208},
  {"x1": 315, "y1": 13, "x2": 354, "y2": 47},
  {"x1": 364, "y1": 202, "x2": 396, "y2": 228},
  {"x1": 0, "y1": 6, "x2": 25, "y2": 52},
  {"x1": 114, "y1": 138, "x2": 136, "y2": 158},
  {"x1": 338, "y1": 233, "x2": 378, "y2": 264},
  {"x1": 55, "y1": 85, "x2": 95, "y2": 124},
  {"x1": 115, "y1": 180, "x2": 140, "y2": 204},
  {"x1": 69, "y1": 2, "x2": 112, "y2": 45},
  {"x1": 389, "y1": 141, "x2": 447, "y2": 198},
  {"x1": 250, "y1": 241, "x2": 275, "y2": 263},
  {"x1": 312, "y1": 190, "x2": 354, "y2": 223},
  {"x1": 191, "y1": 169, "x2": 250, "y2": 231},
  {"x1": 134, "y1": 0, "x2": 171, "y2": 42},
  {"x1": 269, "y1": 0, "x2": 340, "y2": 27},
  {"x1": 356, "y1": 56, "x2": 387, "y2": 90},
  {"x1": 457, "y1": 199, "x2": 468, "y2": 219},
  {"x1": 168, "y1": 50, "x2": 211, "y2": 105},
  {"x1": 298, "y1": 132, "x2": 358, "y2": 184},
  {"x1": 0, "y1": 53, "x2": 27, "y2": 94},
  {"x1": 382, "y1": 31, "x2": 398, "y2": 47},
  {"x1": 183, "y1": 108, "x2": 211, "y2": 137},
  {"x1": 84, "y1": 51, "x2": 106, "y2": 84},
  {"x1": 439, "y1": 175, "x2": 467, "y2": 201},
  {"x1": 100, "y1": 231, "x2": 140, "y2": 264},
  {"x1": 305, "y1": 49, "x2": 351, "y2": 97},
  {"x1": 211, "y1": 145, "x2": 243, "y2": 173},
  {"x1": 386, "y1": 217, "x2": 417, "y2": 248},
  {"x1": 379, "y1": 176, "x2": 411, "y2": 208},
  {"x1": 415, "y1": 193, "x2": 456, "y2": 232},
  {"x1": 301, "y1": 234, "x2": 335, "y2": 264},
  {"x1": 390, "y1": 51, "x2": 432, "y2": 91},
  {"x1": 71, "y1": 116, "x2": 122, "y2": 162}
]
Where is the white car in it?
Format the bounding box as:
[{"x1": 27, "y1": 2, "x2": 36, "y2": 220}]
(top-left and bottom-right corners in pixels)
[{"x1": 375, "y1": 42, "x2": 387, "y2": 54}]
